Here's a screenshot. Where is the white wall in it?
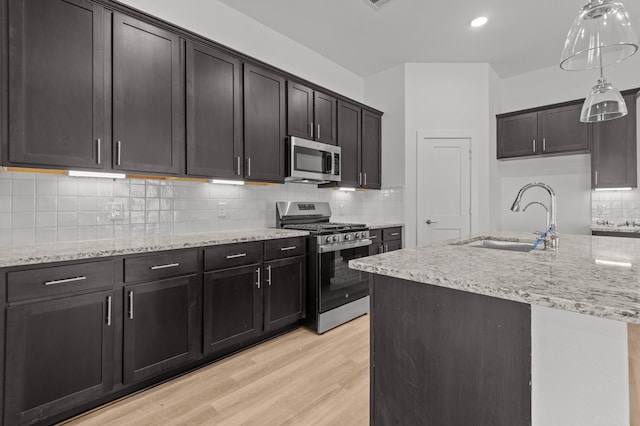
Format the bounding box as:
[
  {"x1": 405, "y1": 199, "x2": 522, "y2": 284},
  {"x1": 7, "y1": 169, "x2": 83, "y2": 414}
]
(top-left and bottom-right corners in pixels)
[
  {"x1": 493, "y1": 55, "x2": 640, "y2": 235},
  {"x1": 532, "y1": 306, "x2": 629, "y2": 426},
  {"x1": 117, "y1": 0, "x2": 364, "y2": 101},
  {"x1": 403, "y1": 63, "x2": 492, "y2": 247},
  {"x1": 364, "y1": 64, "x2": 406, "y2": 188}
]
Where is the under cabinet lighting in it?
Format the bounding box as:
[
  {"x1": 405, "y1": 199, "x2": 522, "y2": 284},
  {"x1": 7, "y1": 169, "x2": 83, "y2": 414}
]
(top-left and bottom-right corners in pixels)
[
  {"x1": 594, "y1": 187, "x2": 633, "y2": 191},
  {"x1": 595, "y1": 259, "x2": 632, "y2": 268},
  {"x1": 68, "y1": 170, "x2": 126, "y2": 179},
  {"x1": 210, "y1": 179, "x2": 245, "y2": 186},
  {"x1": 338, "y1": 187, "x2": 356, "y2": 192}
]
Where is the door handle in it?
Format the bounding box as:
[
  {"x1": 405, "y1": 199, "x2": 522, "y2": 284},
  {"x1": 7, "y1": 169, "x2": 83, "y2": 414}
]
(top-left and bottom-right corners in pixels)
[
  {"x1": 128, "y1": 291, "x2": 134, "y2": 320},
  {"x1": 97, "y1": 138, "x2": 102, "y2": 165},
  {"x1": 317, "y1": 124, "x2": 320, "y2": 140},
  {"x1": 426, "y1": 220, "x2": 439, "y2": 225},
  {"x1": 267, "y1": 265, "x2": 272, "y2": 286},
  {"x1": 106, "y1": 296, "x2": 112, "y2": 326},
  {"x1": 256, "y1": 267, "x2": 261, "y2": 289}
]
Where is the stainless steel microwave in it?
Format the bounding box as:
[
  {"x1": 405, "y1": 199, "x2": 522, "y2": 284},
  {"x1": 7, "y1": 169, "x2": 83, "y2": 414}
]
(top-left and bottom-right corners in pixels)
[{"x1": 286, "y1": 137, "x2": 341, "y2": 184}]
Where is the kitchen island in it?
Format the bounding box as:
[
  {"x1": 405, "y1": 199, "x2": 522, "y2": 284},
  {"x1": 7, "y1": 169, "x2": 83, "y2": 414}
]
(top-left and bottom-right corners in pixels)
[{"x1": 350, "y1": 233, "x2": 640, "y2": 426}]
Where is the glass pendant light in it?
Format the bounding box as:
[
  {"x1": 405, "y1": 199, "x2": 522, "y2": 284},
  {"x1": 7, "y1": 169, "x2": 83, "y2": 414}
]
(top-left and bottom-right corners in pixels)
[
  {"x1": 560, "y1": 0, "x2": 638, "y2": 71},
  {"x1": 580, "y1": 66, "x2": 628, "y2": 122}
]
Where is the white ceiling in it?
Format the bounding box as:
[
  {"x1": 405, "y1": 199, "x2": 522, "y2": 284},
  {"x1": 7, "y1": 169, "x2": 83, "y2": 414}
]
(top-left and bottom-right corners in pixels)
[{"x1": 218, "y1": 0, "x2": 640, "y2": 79}]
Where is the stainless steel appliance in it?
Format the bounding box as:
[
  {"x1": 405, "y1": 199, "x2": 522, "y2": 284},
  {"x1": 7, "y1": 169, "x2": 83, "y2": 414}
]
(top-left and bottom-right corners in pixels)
[
  {"x1": 276, "y1": 201, "x2": 370, "y2": 334},
  {"x1": 286, "y1": 137, "x2": 341, "y2": 184}
]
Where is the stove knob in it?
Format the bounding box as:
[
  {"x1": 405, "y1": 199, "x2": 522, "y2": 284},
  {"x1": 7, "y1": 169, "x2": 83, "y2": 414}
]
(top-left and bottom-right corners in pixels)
[
  {"x1": 354, "y1": 233, "x2": 360, "y2": 239},
  {"x1": 332, "y1": 235, "x2": 339, "y2": 242},
  {"x1": 345, "y1": 234, "x2": 352, "y2": 241},
  {"x1": 326, "y1": 236, "x2": 332, "y2": 243}
]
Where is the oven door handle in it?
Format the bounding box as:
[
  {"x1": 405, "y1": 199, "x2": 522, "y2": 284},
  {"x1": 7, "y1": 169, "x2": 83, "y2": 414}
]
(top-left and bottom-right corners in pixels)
[{"x1": 318, "y1": 239, "x2": 372, "y2": 253}]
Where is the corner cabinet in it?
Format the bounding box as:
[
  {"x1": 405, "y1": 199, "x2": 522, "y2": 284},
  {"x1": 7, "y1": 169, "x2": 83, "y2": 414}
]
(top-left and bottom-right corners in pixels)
[
  {"x1": 6, "y1": 0, "x2": 106, "y2": 170},
  {"x1": 185, "y1": 41, "x2": 243, "y2": 179},
  {"x1": 335, "y1": 101, "x2": 382, "y2": 189},
  {"x1": 497, "y1": 102, "x2": 590, "y2": 159},
  {"x1": 287, "y1": 82, "x2": 337, "y2": 145},
  {"x1": 591, "y1": 93, "x2": 638, "y2": 189},
  {"x1": 112, "y1": 14, "x2": 182, "y2": 175},
  {"x1": 243, "y1": 63, "x2": 286, "y2": 183}
]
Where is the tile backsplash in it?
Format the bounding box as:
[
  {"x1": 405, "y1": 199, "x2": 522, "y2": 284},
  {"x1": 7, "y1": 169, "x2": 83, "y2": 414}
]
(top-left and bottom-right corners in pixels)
[
  {"x1": 591, "y1": 189, "x2": 640, "y2": 225},
  {"x1": 0, "y1": 171, "x2": 403, "y2": 248}
]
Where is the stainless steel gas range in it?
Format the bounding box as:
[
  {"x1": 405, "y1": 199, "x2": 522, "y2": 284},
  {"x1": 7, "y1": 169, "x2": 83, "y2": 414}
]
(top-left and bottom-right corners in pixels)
[{"x1": 276, "y1": 201, "x2": 371, "y2": 334}]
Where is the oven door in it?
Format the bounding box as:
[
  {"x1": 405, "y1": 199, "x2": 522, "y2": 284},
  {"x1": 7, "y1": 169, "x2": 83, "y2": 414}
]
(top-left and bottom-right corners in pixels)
[{"x1": 317, "y1": 243, "x2": 370, "y2": 313}]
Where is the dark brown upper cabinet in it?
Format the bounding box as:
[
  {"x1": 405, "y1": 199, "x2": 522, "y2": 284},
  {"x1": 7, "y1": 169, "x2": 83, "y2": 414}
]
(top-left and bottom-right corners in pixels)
[
  {"x1": 498, "y1": 102, "x2": 590, "y2": 159},
  {"x1": 243, "y1": 63, "x2": 286, "y2": 183},
  {"x1": 112, "y1": 13, "x2": 182, "y2": 175},
  {"x1": 287, "y1": 82, "x2": 337, "y2": 145},
  {"x1": 185, "y1": 41, "x2": 242, "y2": 179},
  {"x1": 591, "y1": 94, "x2": 637, "y2": 189},
  {"x1": 333, "y1": 101, "x2": 382, "y2": 189},
  {"x1": 6, "y1": 0, "x2": 106, "y2": 170},
  {"x1": 362, "y1": 109, "x2": 382, "y2": 189}
]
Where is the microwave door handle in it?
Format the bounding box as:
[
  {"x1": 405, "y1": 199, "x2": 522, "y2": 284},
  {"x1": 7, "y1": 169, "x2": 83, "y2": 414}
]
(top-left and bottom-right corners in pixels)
[{"x1": 330, "y1": 152, "x2": 335, "y2": 175}]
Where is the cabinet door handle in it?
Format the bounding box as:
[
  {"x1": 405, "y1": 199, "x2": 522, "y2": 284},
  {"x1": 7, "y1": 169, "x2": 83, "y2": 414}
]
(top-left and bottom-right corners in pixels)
[
  {"x1": 237, "y1": 156, "x2": 241, "y2": 176},
  {"x1": 385, "y1": 244, "x2": 389, "y2": 252},
  {"x1": 106, "y1": 296, "x2": 112, "y2": 326},
  {"x1": 390, "y1": 232, "x2": 399, "y2": 236},
  {"x1": 532, "y1": 139, "x2": 536, "y2": 153},
  {"x1": 150, "y1": 262, "x2": 179, "y2": 270},
  {"x1": 280, "y1": 246, "x2": 297, "y2": 251},
  {"x1": 44, "y1": 276, "x2": 86, "y2": 286},
  {"x1": 317, "y1": 124, "x2": 320, "y2": 140},
  {"x1": 97, "y1": 138, "x2": 102, "y2": 165},
  {"x1": 128, "y1": 291, "x2": 134, "y2": 320},
  {"x1": 267, "y1": 265, "x2": 272, "y2": 286},
  {"x1": 116, "y1": 141, "x2": 122, "y2": 165},
  {"x1": 256, "y1": 267, "x2": 261, "y2": 289},
  {"x1": 595, "y1": 170, "x2": 598, "y2": 185},
  {"x1": 378, "y1": 244, "x2": 383, "y2": 254},
  {"x1": 309, "y1": 122, "x2": 313, "y2": 137},
  {"x1": 247, "y1": 157, "x2": 251, "y2": 177},
  {"x1": 364, "y1": 173, "x2": 367, "y2": 186},
  {"x1": 359, "y1": 172, "x2": 362, "y2": 186},
  {"x1": 543, "y1": 138, "x2": 546, "y2": 152},
  {"x1": 226, "y1": 253, "x2": 247, "y2": 259}
]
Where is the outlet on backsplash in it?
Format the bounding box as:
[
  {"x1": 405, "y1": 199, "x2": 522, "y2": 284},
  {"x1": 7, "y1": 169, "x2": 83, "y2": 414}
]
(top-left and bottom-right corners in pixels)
[{"x1": 110, "y1": 202, "x2": 124, "y2": 220}]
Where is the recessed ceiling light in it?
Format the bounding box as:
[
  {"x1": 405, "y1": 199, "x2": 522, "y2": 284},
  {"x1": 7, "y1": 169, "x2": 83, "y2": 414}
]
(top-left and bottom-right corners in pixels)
[{"x1": 470, "y1": 16, "x2": 488, "y2": 28}]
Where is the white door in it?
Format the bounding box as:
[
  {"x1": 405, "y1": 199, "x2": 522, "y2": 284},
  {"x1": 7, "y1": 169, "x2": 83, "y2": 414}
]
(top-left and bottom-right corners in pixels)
[{"x1": 417, "y1": 137, "x2": 471, "y2": 245}]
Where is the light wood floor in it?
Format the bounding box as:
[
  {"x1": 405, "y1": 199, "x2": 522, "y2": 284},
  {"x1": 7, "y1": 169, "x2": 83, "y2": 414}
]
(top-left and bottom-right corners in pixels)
[{"x1": 62, "y1": 316, "x2": 370, "y2": 426}]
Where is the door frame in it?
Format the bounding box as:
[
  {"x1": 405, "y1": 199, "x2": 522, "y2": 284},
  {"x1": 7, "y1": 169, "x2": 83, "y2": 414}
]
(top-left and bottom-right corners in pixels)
[{"x1": 413, "y1": 130, "x2": 478, "y2": 247}]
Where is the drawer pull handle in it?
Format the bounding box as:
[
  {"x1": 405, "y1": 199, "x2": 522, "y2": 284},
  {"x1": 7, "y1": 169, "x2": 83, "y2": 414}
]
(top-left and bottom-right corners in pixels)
[
  {"x1": 150, "y1": 262, "x2": 180, "y2": 270},
  {"x1": 390, "y1": 232, "x2": 400, "y2": 236},
  {"x1": 369, "y1": 235, "x2": 378, "y2": 239},
  {"x1": 280, "y1": 246, "x2": 297, "y2": 251},
  {"x1": 226, "y1": 253, "x2": 247, "y2": 259},
  {"x1": 44, "y1": 276, "x2": 87, "y2": 286},
  {"x1": 106, "y1": 296, "x2": 112, "y2": 326}
]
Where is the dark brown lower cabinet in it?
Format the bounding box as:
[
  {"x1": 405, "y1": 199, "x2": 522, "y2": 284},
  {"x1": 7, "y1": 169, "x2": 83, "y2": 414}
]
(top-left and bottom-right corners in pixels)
[
  {"x1": 123, "y1": 276, "x2": 199, "y2": 384},
  {"x1": 4, "y1": 290, "x2": 114, "y2": 425},
  {"x1": 368, "y1": 227, "x2": 402, "y2": 255},
  {"x1": 203, "y1": 264, "x2": 262, "y2": 354},
  {"x1": 264, "y1": 256, "x2": 305, "y2": 331},
  {"x1": 371, "y1": 275, "x2": 531, "y2": 425}
]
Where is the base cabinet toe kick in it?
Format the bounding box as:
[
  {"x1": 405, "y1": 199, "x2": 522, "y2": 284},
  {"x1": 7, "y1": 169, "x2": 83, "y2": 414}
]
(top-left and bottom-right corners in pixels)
[
  {"x1": 369, "y1": 275, "x2": 637, "y2": 426},
  {"x1": 0, "y1": 237, "x2": 307, "y2": 425}
]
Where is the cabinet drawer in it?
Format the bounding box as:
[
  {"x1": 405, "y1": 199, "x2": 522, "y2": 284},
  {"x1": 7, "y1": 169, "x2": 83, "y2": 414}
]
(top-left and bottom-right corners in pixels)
[
  {"x1": 204, "y1": 242, "x2": 262, "y2": 271},
  {"x1": 7, "y1": 260, "x2": 114, "y2": 302},
  {"x1": 369, "y1": 229, "x2": 382, "y2": 243},
  {"x1": 383, "y1": 227, "x2": 402, "y2": 241},
  {"x1": 124, "y1": 250, "x2": 197, "y2": 283},
  {"x1": 264, "y1": 237, "x2": 306, "y2": 260}
]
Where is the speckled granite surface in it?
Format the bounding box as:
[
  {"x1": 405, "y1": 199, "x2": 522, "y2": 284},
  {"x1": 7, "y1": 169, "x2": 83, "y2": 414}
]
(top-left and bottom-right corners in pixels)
[
  {"x1": 350, "y1": 232, "x2": 640, "y2": 324},
  {"x1": 591, "y1": 225, "x2": 640, "y2": 233},
  {"x1": 0, "y1": 229, "x2": 309, "y2": 268},
  {"x1": 368, "y1": 223, "x2": 404, "y2": 230}
]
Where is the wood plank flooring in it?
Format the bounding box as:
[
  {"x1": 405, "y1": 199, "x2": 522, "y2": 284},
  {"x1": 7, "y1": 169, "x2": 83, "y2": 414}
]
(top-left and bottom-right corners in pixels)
[
  {"x1": 630, "y1": 323, "x2": 640, "y2": 426},
  {"x1": 62, "y1": 315, "x2": 370, "y2": 426}
]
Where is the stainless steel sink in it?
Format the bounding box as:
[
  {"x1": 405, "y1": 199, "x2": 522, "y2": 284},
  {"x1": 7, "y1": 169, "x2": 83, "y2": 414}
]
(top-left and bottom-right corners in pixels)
[{"x1": 464, "y1": 239, "x2": 535, "y2": 252}]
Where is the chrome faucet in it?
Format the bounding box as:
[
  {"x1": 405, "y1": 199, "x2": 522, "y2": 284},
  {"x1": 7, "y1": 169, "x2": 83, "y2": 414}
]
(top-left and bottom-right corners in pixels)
[{"x1": 510, "y1": 182, "x2": 558, "y2": 249}]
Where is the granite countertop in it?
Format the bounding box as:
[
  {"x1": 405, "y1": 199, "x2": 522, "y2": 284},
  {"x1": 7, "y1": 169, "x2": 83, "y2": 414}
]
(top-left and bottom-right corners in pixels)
[
  {"x1": 591, "y1": 224, "x2": 640, "y2": 233},
  {"x1": 349, "y1": 232, "x2": 640, "y2": 324},
  {"x1": 0, "y1": 229, "x2": 309, "y2": 268},
  {"x1": 368, "y1": 223, "x2": 404, "y2": 230}
]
